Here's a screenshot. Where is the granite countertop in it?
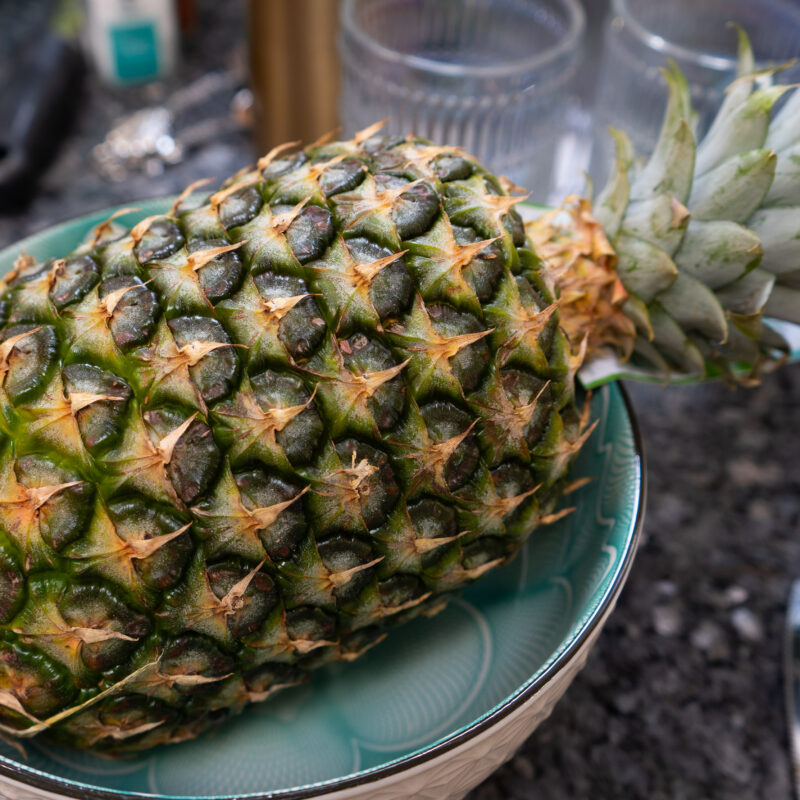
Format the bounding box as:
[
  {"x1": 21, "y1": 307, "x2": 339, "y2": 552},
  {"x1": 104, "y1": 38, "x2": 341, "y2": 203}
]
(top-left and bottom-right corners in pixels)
[{"x1": 1, "y1": 2, "x2": 799, "y2": 797}]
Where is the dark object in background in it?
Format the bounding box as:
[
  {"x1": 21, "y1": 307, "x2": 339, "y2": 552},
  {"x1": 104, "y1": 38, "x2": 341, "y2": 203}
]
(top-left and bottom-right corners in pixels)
[
  {"x1": 176, "y1": 0, "x2": 197, "y2": 32},
  {"x1": 0, "y1": 34, "x2": 84, "y2": 211}
]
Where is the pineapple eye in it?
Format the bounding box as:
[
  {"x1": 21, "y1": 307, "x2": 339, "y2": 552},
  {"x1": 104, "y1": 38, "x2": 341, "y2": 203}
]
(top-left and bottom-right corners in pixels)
[
  {"x1": 333, "y1": 439, "x2": 399, "y2": 529},
  {"x1": 283, "y1": 204, "x2": 335, "y2": 264},
  {"x1": 217, "y1": 185, "x2": 263, "y2": 230},
  {"x1": 452, "y1": 225, "x2": 505, "y2": 302},
  {"x1": 488, "y1": 462, "x2": 540, "y2": 536},
  {"x1": 515, "y1": 274, "x2": 552, "y2": 315},
  {"x1": 159, "y1": 634, "x2": 235, "y2": 696},
  {"x1": 0, "y1": 641, "x2": 76, "y2": 719},
  {"x1": 378, "y1": 573, "x2": 426, "y2": 609},
  {"x1": 134, "y1": 218, "x2": 185, "y2": 263},
  {"x1": 99, "y1": 276, "x2": 159, "y2": 351},
  {"x1": 461, "y1": 537, "x2": 508, "y2": 570},
  {"x1": 187, "y1": 238, "x2": 245, "y2": 304},
  {"x1": 499, "y1": 368, "x2": 551, "y2": 446},
  {"x1": 144, "y1": 408, "x2": 222, "y2": 505},
  {"x1": 59, "y1": 583, "x2": 150, "y2": 672},
  {"x1": 490, "y1": 461, "x2": 538, "y2": 501},
  {"x1": 407, "y1": 496, "x2": 460, "y2": 569},
  {"x1": 503, "y1": 207, "x2": 526, "y2": 247},
  {"x1": 319, "y1": 158, "x2": 366, "y2": 197},
  {"x1": 345, "y1": 237, "x2": 414, "y2": 321},
  {"x1": 0, "y1": 324, "x2": 58, "y2": 404},
  {"x1": 62, "y1": 363, "x2": 132, "y2": 453},
  {"x1": 427, "y1": 304, "x2": 491, "y2": 392},
  {"x1": 361, "y1": 134, "x2": 404, "y2": 154},
  {"x1": 168, "y1": 316, "x2": 239, "y2": 406},
  {"x1": 340, "y1": 626, "x2": 385, "y2": 659},
  {"x1": 234, "y1": 466, "x2": 308, "y2": 561},
  {"x1": 206, "y1": 561, "x2": 277, "y2": 637},
  {"x1": 252, "y1": 271, "x2": 327, "y2": 361},
  {"x1": 317, "y1": 534, "x2": 376, "y2": 604},
  {"x1": 14, "y1": 455, "x2": 94, "y2": 552},
  {"x1": 9, "y1": 259, "x2": 50, "y2": 288},
  {"x1": 261, "y1": 151, "x2": 307, "y2": 180},
  {"x1": 88, "y1": 694, "x2": 177, "y2": 749},
  {"x1": 407, "y1": 498, "x2": 458, "y2": 541},
  {"x1": 433, "y1": 154, "x2": 474, "y2": 182},
  {"x1": 243, "y1": 661, "x2": 305, "y2": 698},
  {"x1": 375, "y1": 175, "x2": 440, "y2": 240},
  {"x1": 419, "y1": 401, "x2": 481, "y2": 491},
  {"x1": 107, "y1": 496, "x2": 192, "y2": 590},
  {"x1": 48, "y1": 255, "x2": 100, "y2": 311},
  {"x1": 249, "y1": 369, "x2": 323, "y2": 466},
  {"x1": 285, "y1": 606, "x2": 336, "y2": 646},
  {"x1": 339, "y1": 333, "x2": 406, "y2": 431}
]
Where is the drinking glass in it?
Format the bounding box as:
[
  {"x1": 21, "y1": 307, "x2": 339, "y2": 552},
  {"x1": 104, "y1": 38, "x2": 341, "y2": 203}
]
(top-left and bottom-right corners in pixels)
[
  {"x1": 339, "y1": 0, "x2": 586, "y2": 199},
  {"x1": 590, "y1": 0, "x2": 800, "y2": 184}
]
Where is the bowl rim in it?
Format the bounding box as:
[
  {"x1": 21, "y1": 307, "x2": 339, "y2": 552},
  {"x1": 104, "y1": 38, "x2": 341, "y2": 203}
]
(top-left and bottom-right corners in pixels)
[{"x1": 0, "y1": 202, "x2": 646, "y2": 800}]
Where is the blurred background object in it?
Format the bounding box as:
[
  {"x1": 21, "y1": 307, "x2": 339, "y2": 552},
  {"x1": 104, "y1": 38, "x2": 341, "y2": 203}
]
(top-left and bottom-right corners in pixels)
[
  {"x1": 91, "y1": 70, "x2": 251, "y2": 180},
  {"x1": 590, "y1": 0, "x2": 800, "y2": 183},
  {"x1": 83, "y1": 0, "x2": 178, "y2": 86},
  {"x1": 2, "y1": 0, "x2": 800, "y2": 219},
  {"x1": 0, "y1": 27, "x2": 84, "y2": 209},
  {"x1": 339, "y1": 0, "x2": 586, "y2": 198},
  {"x1": 0, "y1": 0, "x2": 251, "y2": 218},
  {"x1": 248, "y1": 0, "x2": 340, "y2": 150}
]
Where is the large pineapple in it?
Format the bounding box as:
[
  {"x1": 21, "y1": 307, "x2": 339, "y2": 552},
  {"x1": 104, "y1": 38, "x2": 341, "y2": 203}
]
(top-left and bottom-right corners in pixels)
[{"x1": 0, "y1": 34, "x2": 797, "y2": 753}]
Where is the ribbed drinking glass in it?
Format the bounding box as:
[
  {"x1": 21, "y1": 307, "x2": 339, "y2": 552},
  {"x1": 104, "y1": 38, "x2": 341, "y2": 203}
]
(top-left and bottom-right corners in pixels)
[
  {"x1": 339, "y1": 0, "x2": 586, "y2": 198},
  {"x1": 590, "y1": 0, "x2": 800, "y2": 183}
]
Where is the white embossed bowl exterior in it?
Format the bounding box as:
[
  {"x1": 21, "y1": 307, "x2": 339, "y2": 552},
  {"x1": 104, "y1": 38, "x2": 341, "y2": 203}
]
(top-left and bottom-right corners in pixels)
[{"x1": 0, "y1": 202, "x2": 644, "y2": 800}]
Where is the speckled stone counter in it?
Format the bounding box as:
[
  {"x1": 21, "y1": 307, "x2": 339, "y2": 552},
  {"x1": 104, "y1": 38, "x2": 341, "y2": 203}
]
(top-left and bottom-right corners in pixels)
[
  {"x1": 470, "y1": 373, "x2": 800, "y2": 799},
  {"x1": 1, "y1": 1, "x2": 798, "y2": 796}
]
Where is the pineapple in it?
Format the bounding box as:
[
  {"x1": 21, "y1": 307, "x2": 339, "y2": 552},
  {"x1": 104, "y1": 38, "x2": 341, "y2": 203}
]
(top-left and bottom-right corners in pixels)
[{"x1": 0, "y1": 33, "x2": 797, "y2": 753}]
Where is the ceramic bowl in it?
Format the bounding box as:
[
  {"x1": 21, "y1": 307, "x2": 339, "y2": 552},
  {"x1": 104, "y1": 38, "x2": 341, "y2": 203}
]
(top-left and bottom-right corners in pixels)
[{"x1": 0, "y1": 202, "x2": 645, "y2": 800}]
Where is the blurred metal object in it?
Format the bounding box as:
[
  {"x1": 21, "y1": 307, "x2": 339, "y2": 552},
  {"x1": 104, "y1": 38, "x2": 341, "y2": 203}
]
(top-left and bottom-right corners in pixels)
[
  {"x1": 92, "y1": 71, "x2": 252, "y2": 180},
  {"x1": 93, "y1": 107, "x2": 182, "y2": 180},
  {"x1": 786, "y1": 580, "x2": 800, "y2": 798},
  {"x1": 247, "y1": 0, "x2": 340, "y2": 149}
]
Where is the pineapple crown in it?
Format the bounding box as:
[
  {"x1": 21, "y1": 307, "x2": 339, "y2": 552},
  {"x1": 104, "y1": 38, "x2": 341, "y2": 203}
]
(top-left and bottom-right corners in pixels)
[{"x1": 530, "y1": 27, "x2": 800, "y2": 386}]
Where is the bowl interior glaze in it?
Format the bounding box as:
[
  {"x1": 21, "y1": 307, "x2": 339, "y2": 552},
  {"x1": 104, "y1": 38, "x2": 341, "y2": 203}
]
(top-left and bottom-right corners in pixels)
[{"x1": 0, "y1": 202, "x2": 644, "y2": 799}]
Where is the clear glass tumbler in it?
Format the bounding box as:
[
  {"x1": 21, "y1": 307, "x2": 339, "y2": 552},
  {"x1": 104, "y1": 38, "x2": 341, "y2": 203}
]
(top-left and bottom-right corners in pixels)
[
  {"x1": 339, "y1": 0, "x2": 586, "y2": 198},
  {"x1": 590, "y1": 0, "x2": 800, "y2": 183}
]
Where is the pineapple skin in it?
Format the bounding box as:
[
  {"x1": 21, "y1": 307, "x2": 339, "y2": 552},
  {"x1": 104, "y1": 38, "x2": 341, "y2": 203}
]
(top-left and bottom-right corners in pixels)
[{"x1": 0, "y1": 131, "x2": 587, "y2": 752}]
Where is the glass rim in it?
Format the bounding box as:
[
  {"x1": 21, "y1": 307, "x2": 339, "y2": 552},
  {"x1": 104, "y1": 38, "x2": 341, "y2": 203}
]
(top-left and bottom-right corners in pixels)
[
  {"x1": 339, "y1": 0, "x2": 586, "y2": 79},
  {"x1": 612, "y1": 0, "x2": 800, "y2": 71}
]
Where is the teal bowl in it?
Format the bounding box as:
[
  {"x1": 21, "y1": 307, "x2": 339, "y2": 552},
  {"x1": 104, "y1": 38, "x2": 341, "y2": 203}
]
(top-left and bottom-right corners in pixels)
[{"x1": 0, "y1": 202, "x2": 645, "y2": 800}]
